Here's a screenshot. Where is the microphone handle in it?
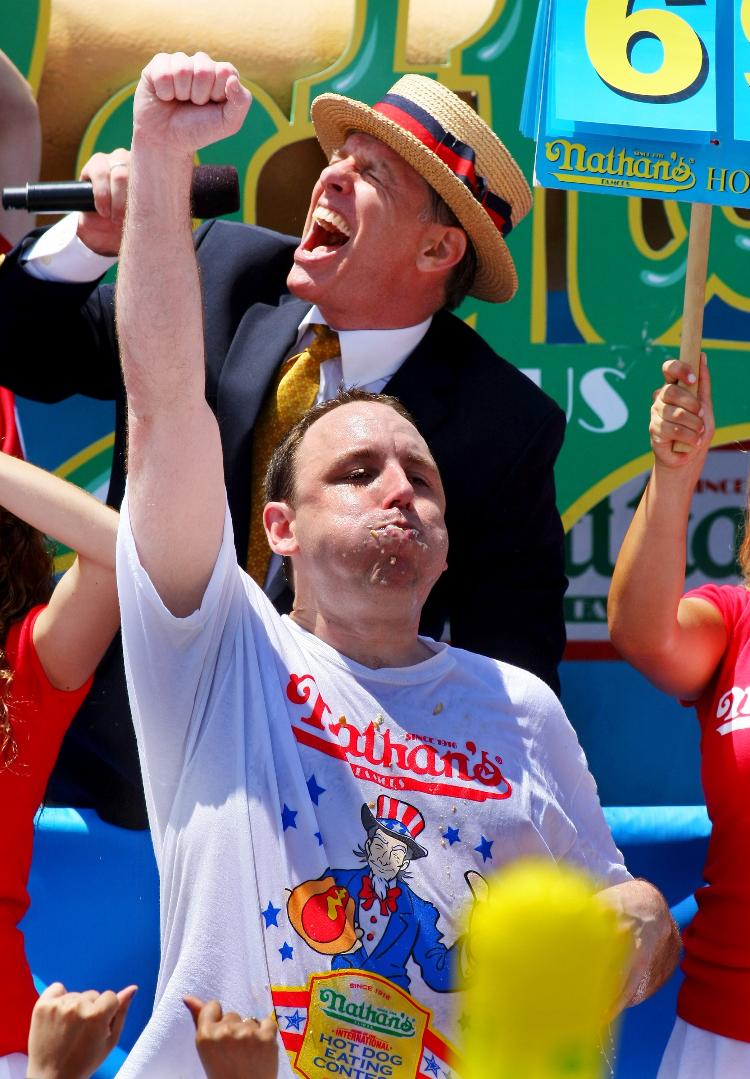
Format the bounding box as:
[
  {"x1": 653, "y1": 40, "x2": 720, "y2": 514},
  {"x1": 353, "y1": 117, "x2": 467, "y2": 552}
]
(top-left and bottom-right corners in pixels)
[
  {"x1": 2, "y1": 165, "x2": 239, "y2": 219},
  {"x1": 15, "y1": 182, "x2": 91, "y2": 212}
]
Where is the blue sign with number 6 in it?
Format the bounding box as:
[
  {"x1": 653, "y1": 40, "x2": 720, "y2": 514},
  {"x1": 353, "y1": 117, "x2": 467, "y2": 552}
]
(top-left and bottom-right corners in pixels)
[
  {"x1": 555, "y1": 0, "x2": 717, "y2": 133},
  {"x1": 522, "y1": 0, "x2": 750, "y2": 206}
]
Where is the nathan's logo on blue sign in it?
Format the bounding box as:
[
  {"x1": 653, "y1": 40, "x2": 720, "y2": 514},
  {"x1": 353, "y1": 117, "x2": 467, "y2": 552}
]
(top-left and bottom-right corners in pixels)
[
  {"x1": 545, "y1": 139, "x2": 696, "y2": 193},
  {"x1": 521, "y1": 0, "x2": 750, "y2": 207}
]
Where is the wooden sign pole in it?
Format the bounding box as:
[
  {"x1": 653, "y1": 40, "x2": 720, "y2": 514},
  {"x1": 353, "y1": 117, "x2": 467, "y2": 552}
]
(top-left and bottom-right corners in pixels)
[{"x1": 674, "y1": 202, "x2": 712, "y2": 452}]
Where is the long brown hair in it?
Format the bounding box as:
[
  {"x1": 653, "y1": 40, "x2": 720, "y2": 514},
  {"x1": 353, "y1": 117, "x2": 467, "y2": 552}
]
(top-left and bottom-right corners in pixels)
[
  {"x1": 737, "y1": 484, "x2": 750, "y2": 585},
  {"x1": 0, "y1": 510, "x2": 54, "y2": 767},
  {"x1": 740, "y1": 527, "x2": 750, "y2": 586}
]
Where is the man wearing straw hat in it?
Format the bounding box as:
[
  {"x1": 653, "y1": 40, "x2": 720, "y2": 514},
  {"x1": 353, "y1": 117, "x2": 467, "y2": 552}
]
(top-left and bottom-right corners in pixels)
[
  {"x1": 110, "y1": 52, "x2": 677, "y2": 1076},
  {"x1": 0, "y1": 54, "x2": 566, "y2": 828}
]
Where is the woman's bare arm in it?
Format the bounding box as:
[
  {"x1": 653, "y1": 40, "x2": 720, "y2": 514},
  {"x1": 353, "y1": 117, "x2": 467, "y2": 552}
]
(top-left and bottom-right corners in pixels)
[
  {"x1": 0, "y1": 451, "x2": 117, "y2": 567},
  {"x1": 0, "y1": 452, "x2": 120, "y2": 690},
  {"x1": 609, "y1": 355, "x2": 727, "y2": 699}
]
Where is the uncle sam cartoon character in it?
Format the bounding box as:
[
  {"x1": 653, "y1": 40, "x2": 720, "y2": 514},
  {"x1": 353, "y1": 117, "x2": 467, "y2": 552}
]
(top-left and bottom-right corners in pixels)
[{"x1": 287, "y1": 796, "x2": 486, "y2": 993}]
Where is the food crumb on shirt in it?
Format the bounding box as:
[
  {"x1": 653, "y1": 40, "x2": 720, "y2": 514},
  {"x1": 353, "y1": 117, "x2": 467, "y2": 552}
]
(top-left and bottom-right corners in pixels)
[{"x1": 433, "y1": 702, "x2": 444, "y2": 715}]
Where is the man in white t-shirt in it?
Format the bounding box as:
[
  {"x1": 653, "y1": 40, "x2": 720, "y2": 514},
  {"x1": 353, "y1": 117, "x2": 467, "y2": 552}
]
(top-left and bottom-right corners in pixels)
[{"x1": 114, "y1": 53, "x2": 679, "y2": 1076}]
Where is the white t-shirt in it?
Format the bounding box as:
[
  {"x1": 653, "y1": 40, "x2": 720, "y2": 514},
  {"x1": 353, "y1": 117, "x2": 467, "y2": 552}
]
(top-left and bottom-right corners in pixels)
[{"x1": 116, "y1": 494, "x2": 630, "y2": 1078}]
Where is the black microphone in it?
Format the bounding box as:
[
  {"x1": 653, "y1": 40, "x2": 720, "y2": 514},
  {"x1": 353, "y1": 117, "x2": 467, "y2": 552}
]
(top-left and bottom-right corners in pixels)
[{"x1": 1, "y1": 164, "x2": 240, "y2": 218}]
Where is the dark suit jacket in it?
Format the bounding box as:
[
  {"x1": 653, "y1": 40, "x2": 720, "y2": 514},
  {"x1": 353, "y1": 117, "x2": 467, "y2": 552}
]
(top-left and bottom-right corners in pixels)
[{"x1": 0, "y1": 220, "x2": 566, "y2": 825}]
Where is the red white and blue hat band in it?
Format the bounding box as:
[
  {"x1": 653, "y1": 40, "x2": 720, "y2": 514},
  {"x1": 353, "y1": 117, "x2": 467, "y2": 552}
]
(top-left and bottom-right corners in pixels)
[
  {"x1": 374, "y1": 796, "x2": 425, "y2": 840},
  {"x1": 310, "y1": 72, "x2": 532, "y2": 302},
  {"x1": 373, "y1": 93, "x2": 513, "y2": 239}
]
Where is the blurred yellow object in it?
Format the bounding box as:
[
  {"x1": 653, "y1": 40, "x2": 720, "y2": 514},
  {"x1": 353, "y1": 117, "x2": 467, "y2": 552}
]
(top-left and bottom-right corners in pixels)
[{"x1": 464, "y1": 859, "x2": 632, "y2": 1079}]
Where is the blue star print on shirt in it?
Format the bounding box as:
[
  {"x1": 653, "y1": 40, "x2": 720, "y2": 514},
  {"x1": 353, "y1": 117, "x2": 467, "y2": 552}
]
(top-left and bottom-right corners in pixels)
[
  {"x1": 475, "y1": 836, "x2": 494, "y2": 862},
  {"x1": 281, "y1": 804, "x2": 298, "y2": 831},
  {"x1": 279, "y1": 941, "x2": 294, "y2": 961},
  {"x1": 443, "y1": 827, "x2": 461, "y2": 845},
  {"x1": 306, "y1": 774, "x2": 326, "y2": 804},
  {"x1": 262, "y1": 901, "x2": 281, "y2": 928},
  {"x1": 284, "y1": 1010, "x2": 305, "y2": 1031}
]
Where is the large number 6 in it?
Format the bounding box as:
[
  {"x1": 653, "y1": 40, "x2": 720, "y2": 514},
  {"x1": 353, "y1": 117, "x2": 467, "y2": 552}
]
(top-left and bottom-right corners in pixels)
[{"x1": 585, "y1": 0, "x2": 708, "y2": 104}]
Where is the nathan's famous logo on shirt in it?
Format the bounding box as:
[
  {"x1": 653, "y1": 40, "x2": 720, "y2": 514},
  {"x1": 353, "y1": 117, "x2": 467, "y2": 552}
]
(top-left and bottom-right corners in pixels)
[
  {"x1": 714, "y1": 685, "x2": 750, "y2": 736},
  {"x1": 318, "y1": 986, "x2": 416, "y2": 1037},
  {"x1": 273, "y1": 969, "x2": 457, "y2": 1079},
  {"x1": 286, "y1": 672, "x2": 512, "y2": 801}
]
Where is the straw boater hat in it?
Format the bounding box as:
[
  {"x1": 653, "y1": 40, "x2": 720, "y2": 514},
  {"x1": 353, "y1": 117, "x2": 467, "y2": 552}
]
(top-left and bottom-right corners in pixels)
[{"x1": 311, "y1": 73, "x2": 532, "y2": 304}]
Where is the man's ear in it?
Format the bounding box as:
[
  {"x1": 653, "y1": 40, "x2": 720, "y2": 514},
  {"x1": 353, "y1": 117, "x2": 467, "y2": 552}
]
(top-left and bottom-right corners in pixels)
[
  {"x1": 263, "y1": 501, "x2": 298, "y2": 556},
  {"x1": 416, "y1": 225, "x2": 467, "y2": 275}
]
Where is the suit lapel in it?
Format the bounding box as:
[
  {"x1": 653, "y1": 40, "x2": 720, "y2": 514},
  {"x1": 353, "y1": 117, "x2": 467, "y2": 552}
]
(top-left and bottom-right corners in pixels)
[
  {"x1": 217, "y1": 297, "x2": 310, "y2": 556},
  {"x1": 384, "y1": 312, "x2": 457, "y2": 441},
  {"x1": 217, "y1": 298, "x2": 309, "y2": 444}
]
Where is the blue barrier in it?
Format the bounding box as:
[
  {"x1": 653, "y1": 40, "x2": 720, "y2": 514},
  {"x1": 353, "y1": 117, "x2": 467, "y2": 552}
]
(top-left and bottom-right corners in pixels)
[
  {"x1": 22, "y1": 803, "x2": 710, "y2": 1077},
  {"x1": 603, "y1": 806, "x2": 709, "y2": 1077},
  {"x1": 23, "y1": 809, "x2": 159, "y2": 1077}
]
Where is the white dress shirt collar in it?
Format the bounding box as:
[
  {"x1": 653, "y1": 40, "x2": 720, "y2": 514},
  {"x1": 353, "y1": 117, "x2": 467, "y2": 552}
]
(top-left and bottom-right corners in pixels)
[{"x1": 296, "y1": 305, "x2": 432, "y2": 391}]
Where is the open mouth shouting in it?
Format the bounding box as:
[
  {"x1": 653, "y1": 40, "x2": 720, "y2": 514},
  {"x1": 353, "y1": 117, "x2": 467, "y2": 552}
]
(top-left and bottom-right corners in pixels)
[{"x1": 299, "y1": 206, "x2": 351, "y2": 259}]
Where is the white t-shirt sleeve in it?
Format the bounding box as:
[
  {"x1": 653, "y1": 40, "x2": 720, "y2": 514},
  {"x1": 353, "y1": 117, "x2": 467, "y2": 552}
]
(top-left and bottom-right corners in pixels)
[
  {"x1": 116, "y1": 488, "x2": 243, "y2": 857},
  {"x1": 531, "y1": 683, "x2": 632, "y2": 887},
  {"x1": 21, "y1": 214, "x2": 117, "y2": 282}
]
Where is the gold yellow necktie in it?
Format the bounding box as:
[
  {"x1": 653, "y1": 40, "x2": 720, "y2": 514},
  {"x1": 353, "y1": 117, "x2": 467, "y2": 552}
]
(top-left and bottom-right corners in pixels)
[{"x1": 246, "y1": 323, "x2": 341, "y2": 584}]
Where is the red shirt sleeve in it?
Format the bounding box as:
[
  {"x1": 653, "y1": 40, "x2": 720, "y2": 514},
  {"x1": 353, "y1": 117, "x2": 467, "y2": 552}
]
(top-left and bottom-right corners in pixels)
[{"x1": 684, "y1": 582, "x2": 744, "y2": 624}]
